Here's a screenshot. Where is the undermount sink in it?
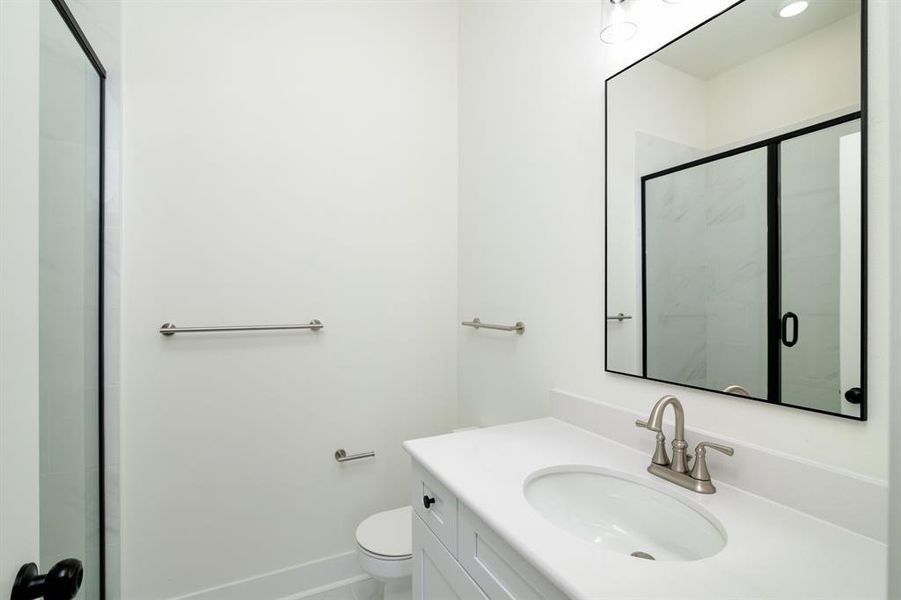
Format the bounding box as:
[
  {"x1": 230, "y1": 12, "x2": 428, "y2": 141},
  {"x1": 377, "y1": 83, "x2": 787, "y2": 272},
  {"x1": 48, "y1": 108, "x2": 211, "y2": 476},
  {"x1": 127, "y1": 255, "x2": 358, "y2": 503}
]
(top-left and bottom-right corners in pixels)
[{"x1": 524, "y1": 466, "x2": 726, "y2": 562}]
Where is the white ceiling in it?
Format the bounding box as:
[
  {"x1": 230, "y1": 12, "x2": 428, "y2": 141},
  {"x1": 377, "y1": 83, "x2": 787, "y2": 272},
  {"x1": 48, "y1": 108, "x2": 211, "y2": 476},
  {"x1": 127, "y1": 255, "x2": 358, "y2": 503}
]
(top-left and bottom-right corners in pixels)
[{"x1": 653, "y1": 0, "x2": 860, "y2": 80}]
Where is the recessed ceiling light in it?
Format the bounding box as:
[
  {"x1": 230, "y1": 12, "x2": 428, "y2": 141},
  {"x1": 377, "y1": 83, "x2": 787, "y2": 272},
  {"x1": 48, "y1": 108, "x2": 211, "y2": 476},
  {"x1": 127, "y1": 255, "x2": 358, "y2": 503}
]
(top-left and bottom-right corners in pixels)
[
  {"x1": 601, "y1": 0, "x2": 637, "y2": 44},
  {"x1": 777, "y1": 0, "x2": 809, "y2": 18}
]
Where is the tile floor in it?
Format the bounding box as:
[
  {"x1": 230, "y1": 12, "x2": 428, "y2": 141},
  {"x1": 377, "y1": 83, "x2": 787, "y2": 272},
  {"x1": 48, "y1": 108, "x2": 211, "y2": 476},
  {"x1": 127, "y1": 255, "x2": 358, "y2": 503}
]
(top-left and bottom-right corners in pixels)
[{"x1": 304, "y1": 577, "x2": 382, "y2": 600}]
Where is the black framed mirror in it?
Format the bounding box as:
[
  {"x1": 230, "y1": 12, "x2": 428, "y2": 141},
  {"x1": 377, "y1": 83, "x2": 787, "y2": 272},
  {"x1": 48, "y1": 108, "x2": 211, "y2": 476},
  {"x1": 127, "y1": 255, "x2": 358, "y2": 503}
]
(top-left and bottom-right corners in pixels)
[{"x1": 604, "y1": 0, "x2": 867, "y2": 420}]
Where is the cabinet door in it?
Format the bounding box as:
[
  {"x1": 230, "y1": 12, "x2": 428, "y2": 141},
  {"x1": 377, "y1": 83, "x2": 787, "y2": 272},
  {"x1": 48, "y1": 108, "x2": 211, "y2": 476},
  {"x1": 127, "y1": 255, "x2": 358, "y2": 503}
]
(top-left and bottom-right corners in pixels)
[
  {"x1": 458, "y1": 505, "x2": 568, "y2": 600},
  {"x1": 413, "y1": 514, "x2": 487, "y2": 600}
]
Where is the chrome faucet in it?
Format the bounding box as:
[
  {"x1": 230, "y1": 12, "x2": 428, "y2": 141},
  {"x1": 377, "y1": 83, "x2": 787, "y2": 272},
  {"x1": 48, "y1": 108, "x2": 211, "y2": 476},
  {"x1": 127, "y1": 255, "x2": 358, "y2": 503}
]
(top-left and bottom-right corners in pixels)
[{"x1": 635, "y1": 395, "x2": 734, "y2": 494}]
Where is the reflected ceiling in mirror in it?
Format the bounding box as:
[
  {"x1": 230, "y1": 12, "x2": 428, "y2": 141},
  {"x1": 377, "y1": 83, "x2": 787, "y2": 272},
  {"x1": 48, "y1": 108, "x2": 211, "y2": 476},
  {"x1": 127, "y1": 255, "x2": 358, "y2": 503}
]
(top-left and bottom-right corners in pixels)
[{"x1": 604, "y1": 0, "x2": 866, "y2": 419}]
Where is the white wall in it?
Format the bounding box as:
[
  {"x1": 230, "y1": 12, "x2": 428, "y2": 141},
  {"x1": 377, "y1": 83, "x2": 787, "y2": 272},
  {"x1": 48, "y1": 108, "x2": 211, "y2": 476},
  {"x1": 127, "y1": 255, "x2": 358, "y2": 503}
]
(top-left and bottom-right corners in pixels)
[
  {"x1": 0, "y1": 0, "x2": 41, "y2": 593},
  {"x1": 458, "y1": 0, "x2": 605, "y2": 425},
  {"x1": 887, "y1": 0, "x2": 901, "y2": 593},
  {"x1": 120, "y1": 2, "x2": 459, "y2": 598},
  {"x1": 706, "y1": 14, "x2": 860, "y2": 148},
  {"x1": 458, "y1": 0, "x2": 891, "y2": 481}
]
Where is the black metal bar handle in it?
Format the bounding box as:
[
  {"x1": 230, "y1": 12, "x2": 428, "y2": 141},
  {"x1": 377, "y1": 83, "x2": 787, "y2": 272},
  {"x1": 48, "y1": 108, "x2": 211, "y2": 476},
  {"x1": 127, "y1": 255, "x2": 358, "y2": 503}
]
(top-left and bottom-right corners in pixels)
[
  {"x1": 781, "y1": 312, "x2": 799, "y2": 347},
  {"x1": 11, "y1": 559, "x2": 83, "y2": 600}
]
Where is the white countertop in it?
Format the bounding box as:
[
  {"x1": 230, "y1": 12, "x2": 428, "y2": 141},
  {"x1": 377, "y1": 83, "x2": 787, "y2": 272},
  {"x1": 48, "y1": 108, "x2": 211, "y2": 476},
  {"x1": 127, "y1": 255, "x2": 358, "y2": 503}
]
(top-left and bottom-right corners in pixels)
[{"x1": 403, "y1": 418, "x2": 886, "y2": 600}]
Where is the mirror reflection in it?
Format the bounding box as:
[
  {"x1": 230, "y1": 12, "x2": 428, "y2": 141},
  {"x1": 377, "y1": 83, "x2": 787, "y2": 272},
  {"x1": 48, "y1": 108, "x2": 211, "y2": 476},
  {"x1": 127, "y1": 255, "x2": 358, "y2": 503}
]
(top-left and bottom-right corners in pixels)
[{"x1": 605, "y1": 0, "x2": 865, "y2": 419}]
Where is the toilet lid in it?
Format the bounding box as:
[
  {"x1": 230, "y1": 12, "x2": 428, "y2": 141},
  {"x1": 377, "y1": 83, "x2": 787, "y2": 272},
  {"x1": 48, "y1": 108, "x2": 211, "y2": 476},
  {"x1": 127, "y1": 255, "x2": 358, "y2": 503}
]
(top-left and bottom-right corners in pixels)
[{"x1": 355, "y1": 506, "x2": 412, "y2": 558}]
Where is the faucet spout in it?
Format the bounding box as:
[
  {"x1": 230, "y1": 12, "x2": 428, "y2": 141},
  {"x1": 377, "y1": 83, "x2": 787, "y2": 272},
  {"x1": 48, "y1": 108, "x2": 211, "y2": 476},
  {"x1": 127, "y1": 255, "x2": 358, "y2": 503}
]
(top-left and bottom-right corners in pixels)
[
  {"x1": 644, "y1": 395, "x2": 688, "y2": 474},
  {"x1": 646, "y1": 395, "x2": 685, "y2": 441}
]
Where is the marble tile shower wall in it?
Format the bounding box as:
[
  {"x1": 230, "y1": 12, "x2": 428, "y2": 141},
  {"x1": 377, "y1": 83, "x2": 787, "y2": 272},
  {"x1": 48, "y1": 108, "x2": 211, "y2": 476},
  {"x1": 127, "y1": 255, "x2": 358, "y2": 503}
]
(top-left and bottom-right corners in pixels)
[
  {"x1": 644, "y1": 147, "x2": 768, "y2": 397},
  {"x1": 702, "y1": 149, "x2": 769, "y2": 397},
  {"x1": 645, "y1": 158, "x2": 709, "y2": 387}
]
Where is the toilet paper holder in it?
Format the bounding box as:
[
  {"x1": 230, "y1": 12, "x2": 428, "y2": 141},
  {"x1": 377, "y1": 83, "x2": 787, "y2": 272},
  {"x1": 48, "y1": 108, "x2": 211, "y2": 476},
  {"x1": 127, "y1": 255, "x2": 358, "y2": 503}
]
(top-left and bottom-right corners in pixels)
[{"x1": 335, "y1": 448, "x2": 375, "y2": 463}]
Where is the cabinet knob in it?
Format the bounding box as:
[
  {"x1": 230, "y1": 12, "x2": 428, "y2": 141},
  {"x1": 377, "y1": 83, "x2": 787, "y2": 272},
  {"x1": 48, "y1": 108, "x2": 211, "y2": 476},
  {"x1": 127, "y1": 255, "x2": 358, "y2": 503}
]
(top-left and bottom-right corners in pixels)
[{"x1": 423, "y1": 495, "x2": 436, "y2": 509}]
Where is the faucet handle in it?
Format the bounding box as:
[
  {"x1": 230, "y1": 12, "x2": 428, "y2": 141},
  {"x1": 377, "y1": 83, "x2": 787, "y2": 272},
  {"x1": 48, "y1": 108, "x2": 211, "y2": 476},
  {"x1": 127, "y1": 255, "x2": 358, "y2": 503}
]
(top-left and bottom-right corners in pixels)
[
  {"x1": 635, "y1": 420, "x2": 669, "y2": 466},
  {"x1": 698, "y1": 441, "x2": 734, "y2": 456},
  {"x1": 690, "y1": 441, "x2": 734, "y2": 482}
]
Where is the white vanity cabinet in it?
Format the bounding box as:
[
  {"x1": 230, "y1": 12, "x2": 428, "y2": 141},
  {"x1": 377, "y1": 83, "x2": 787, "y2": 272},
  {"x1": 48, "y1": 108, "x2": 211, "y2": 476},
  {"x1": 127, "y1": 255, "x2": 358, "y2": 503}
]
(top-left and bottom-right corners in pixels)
[
  {"x1": 413, "y1": 515, "x2": 487, "y2": 600},
  {"x1": 412, "y1": 461, "x2": 567, "y2": 600}
]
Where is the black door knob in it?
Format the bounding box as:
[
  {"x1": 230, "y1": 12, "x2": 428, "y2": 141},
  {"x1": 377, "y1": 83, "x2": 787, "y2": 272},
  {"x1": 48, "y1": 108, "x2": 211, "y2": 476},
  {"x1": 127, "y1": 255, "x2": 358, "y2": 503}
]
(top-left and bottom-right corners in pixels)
[
  {"x1": 11, "y1": 559, "x2": 83, "y2": 600},
  {"x1": 844, "y1": 387, "x2": 863, "y2": 405},
  {"x1": 423, "y1": 495, "x2": 435, "y2": 509}
]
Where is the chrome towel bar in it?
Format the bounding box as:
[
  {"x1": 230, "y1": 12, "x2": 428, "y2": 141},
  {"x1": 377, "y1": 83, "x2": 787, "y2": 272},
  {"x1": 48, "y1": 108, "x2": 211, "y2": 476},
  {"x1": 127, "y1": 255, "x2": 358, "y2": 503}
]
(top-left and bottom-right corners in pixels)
[
  {"x1": 606, "y1": 313, "x2": 633, "y2": 322},
  {"x1": 335, "y1": 449, "x2": 375, "y2": 463},
  {"x1": 159, "y1": 320, "x2": 323, "y2": 336},
  {"x1": 461, "y1": 317, "x2": 525, "y2": 334}
]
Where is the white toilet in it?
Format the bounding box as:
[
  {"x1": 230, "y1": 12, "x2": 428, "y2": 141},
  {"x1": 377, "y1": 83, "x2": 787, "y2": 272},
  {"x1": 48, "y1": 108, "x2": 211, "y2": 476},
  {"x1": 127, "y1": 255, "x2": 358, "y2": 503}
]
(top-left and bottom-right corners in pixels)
[{"x1": 355, "y1": 506, "x2": 413, "y2": 600}]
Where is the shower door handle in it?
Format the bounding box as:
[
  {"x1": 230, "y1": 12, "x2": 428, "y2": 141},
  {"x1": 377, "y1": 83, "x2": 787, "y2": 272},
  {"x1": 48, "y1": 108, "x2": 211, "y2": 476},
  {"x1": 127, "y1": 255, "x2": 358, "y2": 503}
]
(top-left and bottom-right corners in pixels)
[
  {"x1": 11, "y1": 559, "x2": 83, "y2": 600},
  {"x1": 781, "y1": 312, "x2": 799, "y2": 347},
  {"x1": 844, "y1": 387, "x2": 863, "y2": 405}
]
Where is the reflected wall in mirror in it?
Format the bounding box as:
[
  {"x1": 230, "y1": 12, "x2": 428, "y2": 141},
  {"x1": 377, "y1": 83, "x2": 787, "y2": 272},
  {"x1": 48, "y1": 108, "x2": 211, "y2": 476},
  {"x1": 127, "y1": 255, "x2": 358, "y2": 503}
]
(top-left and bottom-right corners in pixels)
[{"x1": 605, "y1": 0, "x2": 866, "y2": 419}]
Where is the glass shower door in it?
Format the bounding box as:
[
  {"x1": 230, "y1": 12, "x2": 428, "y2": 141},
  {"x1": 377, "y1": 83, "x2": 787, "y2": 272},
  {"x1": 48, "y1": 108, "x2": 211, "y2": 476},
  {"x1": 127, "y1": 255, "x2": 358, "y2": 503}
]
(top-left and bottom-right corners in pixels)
[
  {"x1": 778, "y1": 119, "x2": 862, "y2": 416},
  {"x1": 36, "y1": 0, "x2": 104, "y2": 597},
  {"x1": 642, "y1": 148, "x2": 770, "y2": 399}
]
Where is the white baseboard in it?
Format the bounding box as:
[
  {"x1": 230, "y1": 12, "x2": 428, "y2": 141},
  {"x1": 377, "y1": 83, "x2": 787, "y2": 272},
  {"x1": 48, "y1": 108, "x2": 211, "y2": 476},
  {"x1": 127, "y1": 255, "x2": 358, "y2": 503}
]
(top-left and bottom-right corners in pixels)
[
  {"x1": 275, "y1": 574, "x2": 371, "y2": 600},
  {"x1": 550, "y1": 388, "x2": 888, "y2": 542},
  {"x1": 171, "y1": 551, "x2": 366, "y2": 600}
]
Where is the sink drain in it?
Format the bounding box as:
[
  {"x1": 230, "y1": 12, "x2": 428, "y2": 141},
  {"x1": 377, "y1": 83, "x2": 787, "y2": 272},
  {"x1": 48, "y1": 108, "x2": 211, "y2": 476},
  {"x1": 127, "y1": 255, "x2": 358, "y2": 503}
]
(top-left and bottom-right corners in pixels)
[{"x1": 630, "y1": 551, "x2": 655, "y2": 560}]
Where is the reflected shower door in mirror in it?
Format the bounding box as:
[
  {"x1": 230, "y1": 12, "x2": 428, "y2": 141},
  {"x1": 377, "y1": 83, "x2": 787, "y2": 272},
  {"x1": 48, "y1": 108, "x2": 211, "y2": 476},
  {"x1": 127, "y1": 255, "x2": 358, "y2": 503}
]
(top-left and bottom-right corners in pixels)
[
  {"x1": 605, "y1": 0, "x2": 866, "y2": 420},
  {"x1": 780, "y1": 120, "x2": 862, "y2": 416},
  {"x1": 642, "y1": 148, "x2": 769, "y2": 400},
  {"x1": 639, "y1": 117, "x2": 862, "y2": 414}
]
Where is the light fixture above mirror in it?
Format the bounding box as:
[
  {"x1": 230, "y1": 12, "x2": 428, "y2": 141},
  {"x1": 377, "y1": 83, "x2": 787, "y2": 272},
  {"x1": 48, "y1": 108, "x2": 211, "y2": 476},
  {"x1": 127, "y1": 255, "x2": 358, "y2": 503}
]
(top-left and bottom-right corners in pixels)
[{"x1": 601, "y1": 0, "x2": 638, "y2": 45}]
